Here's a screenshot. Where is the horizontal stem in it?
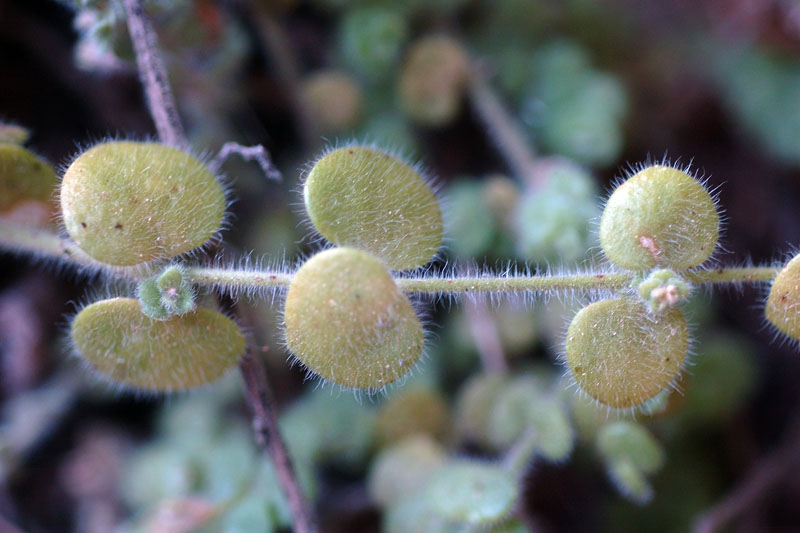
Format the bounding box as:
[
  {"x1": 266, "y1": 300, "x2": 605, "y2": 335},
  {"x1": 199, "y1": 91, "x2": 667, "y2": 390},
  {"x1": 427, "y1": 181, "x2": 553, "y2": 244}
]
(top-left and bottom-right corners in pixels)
[
  {"x1": 0, "y1": 221, "x2": 781, "y2": 293},
  {"x1": 186, "y1": 266, "x2": 293, "y2": 289},
  {"x1": 684, "y1": 267, "x2": 779, "y2": 284},
  {"x1": 394, "y1": 272, "x2": 632, "y2": 293}
]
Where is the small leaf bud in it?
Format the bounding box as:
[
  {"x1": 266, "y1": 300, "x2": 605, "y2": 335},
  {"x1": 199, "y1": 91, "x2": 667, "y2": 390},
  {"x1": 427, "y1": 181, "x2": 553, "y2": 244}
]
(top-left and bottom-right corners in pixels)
[{"x1": 636, "y1": 268, "x2": 690, "y2": 313}]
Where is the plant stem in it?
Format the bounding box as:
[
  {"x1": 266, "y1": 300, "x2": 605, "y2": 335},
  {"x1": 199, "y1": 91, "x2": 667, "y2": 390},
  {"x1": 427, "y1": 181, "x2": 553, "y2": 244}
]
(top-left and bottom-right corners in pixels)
[
  {"x1": 239, "y1": 350, "x2": 318, "y2": 533},
  {"x1": 122, "y1": 4, "x2": 317, "y2": 531},
  {"x1": 0, "y1": 222, "x2": 781, "y2": 293},
  {"x1": 503, "y1": 428, "x2": 539, "y2": 476},
  {"x1": 468, "y1": 65, "x2": 542, "y2": 188},
  {"x1": 122, "y1": 0, "x2": 186, "y2": 148},
  {"x1": 465, "y1": 296, "x2": 508, "y2": 373}
]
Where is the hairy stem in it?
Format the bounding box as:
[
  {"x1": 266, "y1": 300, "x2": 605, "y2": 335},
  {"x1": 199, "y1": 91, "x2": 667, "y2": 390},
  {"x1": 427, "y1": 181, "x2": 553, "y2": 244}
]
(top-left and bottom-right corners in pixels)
[
  {"x1": 121, "y1": 5, "x2": 317, "y2": 531},
  {"x1": 122, "y1": 0, "x2": 186, "y2": 148},
  {"x1": 0, "y1": 222, "x2": 781, "y2": 293}
]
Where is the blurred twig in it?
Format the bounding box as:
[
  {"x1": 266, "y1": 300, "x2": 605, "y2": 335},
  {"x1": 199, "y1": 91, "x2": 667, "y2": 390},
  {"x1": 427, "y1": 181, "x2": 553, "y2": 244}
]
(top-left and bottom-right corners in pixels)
[
  {"x1": 468, "y1": 62, "x2": 543, "y2": 188},
  {"x1": 464, "y1": 296, "x2": 508, "y2": 374}
]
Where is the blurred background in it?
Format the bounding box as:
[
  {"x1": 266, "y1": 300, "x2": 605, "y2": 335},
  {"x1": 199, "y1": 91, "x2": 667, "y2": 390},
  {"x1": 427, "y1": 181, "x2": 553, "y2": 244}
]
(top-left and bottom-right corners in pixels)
[{"x1": 2, "y1": 0, "x2": 800, "y2": 531}]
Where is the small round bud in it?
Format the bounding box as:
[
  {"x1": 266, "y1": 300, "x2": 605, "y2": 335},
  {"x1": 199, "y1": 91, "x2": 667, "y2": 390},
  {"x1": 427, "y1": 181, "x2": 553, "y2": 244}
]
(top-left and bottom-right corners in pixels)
[
  {"x1": 599, "y1": 164, "x2": 719, "y2": 271},
  {"x1": 304, "y1": 145, "x2": 442, "y2": 270},
  {"x1": 766, "y1": 254, "x2": 800, "y2": 340},
  {"x1": 284, "y1": 248, "x2": 424, "y2": 389},
  {"x1": 636, "y1": 268, "x2": 690, "y2": 313},
  {"x1": 426, "y1": 460, "x2": 519, "y2": 525},
  {"x1": 301, "y1": 71, "x2": 363, "y2": 133},
  {"x1": 399, "y1": 35, "x2": 470, "y2": 127},
  {"x1": 137, "y1": 266, "x2": 196, "y2": 320},
  {"x1": 565, "y1": 298, "x2": 689, "y2": 408},
  {"x1": 60, "y1": 141, "x2": 226, "y2": 266},
  {"x1": 0, "y1": 143, "x2": 58, "y2": 212},
  {"x1": 71, "y1": 298, "x2": 245, "y2": 391}
]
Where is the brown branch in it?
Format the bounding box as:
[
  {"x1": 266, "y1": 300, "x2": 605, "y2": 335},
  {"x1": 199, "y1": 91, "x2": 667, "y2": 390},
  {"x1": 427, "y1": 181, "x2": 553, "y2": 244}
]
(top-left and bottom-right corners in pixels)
[
  {"x1": 122, "y1": 3, "x2": 316, "y2": 531},
  {"x1": 209, "y1": 142, "x2": 282, "y2": 181},
  {"x1": 122, "y1": 0, "x2": 186, "y2": 148},
  {"x1": 239, "y1": 350, "x2": 317, "y2": 533}
]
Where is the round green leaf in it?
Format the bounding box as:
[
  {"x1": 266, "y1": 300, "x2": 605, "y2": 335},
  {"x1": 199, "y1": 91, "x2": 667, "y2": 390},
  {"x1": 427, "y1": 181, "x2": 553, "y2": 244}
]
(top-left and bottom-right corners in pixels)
[
  {"x1": 71, "y1": 298, "x2": 245, "y2": 391},
  {"x1": 766, "y1": 253, "x2": 800, "y2": 340},
  {"x1": 565, "y1": 298, "x2": 689, "y2": 408},
  {"x1": 426, "y1": 460, "x2": 518, "y2": 525},
  {"x1": 599, "y1": 165, "x2": 719, "y2": 270},
  {"x1": 284, "y1": 247, "x2": 424, "y2": 389},
  {"x1": 0, "y1": 143, "x2": 57, "y2": 212},
  {"x1": 304, "y1": 146, "x2": 442, "y2": 270},
  {"x1": 60, "y1": 141, "x2": 226, "y2": 266}
]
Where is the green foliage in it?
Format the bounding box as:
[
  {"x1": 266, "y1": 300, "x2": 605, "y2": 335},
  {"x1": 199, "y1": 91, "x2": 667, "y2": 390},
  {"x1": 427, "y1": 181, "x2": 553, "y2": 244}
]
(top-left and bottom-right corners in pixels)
[
  {"x1": 368, "y1": 435, "x2": 446, "y2": 506},
  {"x1": 599, "y1": 164, "x2": 719, "y2": 271},
  {"x1": 0, "y1": 143, "x2": 58, "y2": 212},
  {"x1": 566, "y1": 298, "x2": 689, "y2": 408},
  {"x1": 5, "y1": 2, "x2": 799, "y2": 528},
  {"x1": 513, "y1": 158, "x2": 599, "y2": 263},
  {"x1": 522, "y1": 40, "x2": 627, "y2": 167},
  {"x1": 597, "y1": 421, "x2": 665, "y2": 504},
  {"x1": 399, "y1": 35, "x2": 470, "y2": 127},
  {"x1": 766, "y1": 253, "x2": 800, "y2": 340},
  {"x1": 303, "y1": 145, "x2": 442, "y2": 269},
  {"x1": 71, "y1": 298, "x2": 245, "y2": 391},
  {"x1": 340, "y1": 6, "x2": 408, "y2": 81},
  {"x1": 284, "y1": 247, "x2": 424, "y2": 389},
  {"x1": 425, "y1": 460, "x2": 519, "y2": 525},
  {"x1": 60, "y1": 141, "x2": 226, "y2": 266},
  {"x1": 715, "y1": 46, "x2": 800, "y2": 165}
]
